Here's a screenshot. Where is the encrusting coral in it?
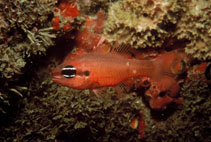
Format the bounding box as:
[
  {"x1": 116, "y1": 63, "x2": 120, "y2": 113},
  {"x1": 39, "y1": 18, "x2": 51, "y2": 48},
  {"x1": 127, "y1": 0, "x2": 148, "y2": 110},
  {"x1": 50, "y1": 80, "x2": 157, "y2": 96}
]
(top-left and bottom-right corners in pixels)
[
  {"x1": 143, "y1": 79, "x2": 211, "y2": 142},
  {"x1": 77, "y1": 0, "x2": 119, "y2": 15},
  {"x1": 104, "y1": 0, "x2": 211, "y2": 60},
  {"x1": 104, "y1": 0, "x2": 183, "y2": 48},
  {"x1": 52, "y1": 1, "x2": 81, "y2": 31},
  {"x1": 174, "y1": 0, "x2": 211, "y2": 60}
]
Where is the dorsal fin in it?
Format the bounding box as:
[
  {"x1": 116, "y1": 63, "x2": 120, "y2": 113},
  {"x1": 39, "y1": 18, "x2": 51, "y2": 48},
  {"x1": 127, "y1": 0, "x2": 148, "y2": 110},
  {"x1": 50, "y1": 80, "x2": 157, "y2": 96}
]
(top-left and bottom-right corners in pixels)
[
  {"x1": 112, "y1": 43, "x2": 131, "y2": 54},
  {"x1": 110, "y1": 41, "x2": 136, "y2": 58},
  {"x1": 94, "y1": 41, "x2": 112, "y2": 53}
]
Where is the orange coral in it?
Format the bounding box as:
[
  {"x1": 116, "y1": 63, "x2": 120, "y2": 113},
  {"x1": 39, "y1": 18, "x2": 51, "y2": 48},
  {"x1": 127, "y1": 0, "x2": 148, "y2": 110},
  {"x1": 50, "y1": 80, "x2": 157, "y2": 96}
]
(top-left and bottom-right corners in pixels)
[
  {"x1": 76, "y1": 10, "x2": 106, "y2": 51},
  {"x1": 52, "y1": 1, "x2": 80, "y2": 31},
  {"x1": 58, "y1": 2, "x2": 80, "y2": 17},
  {"x1": 52, "y1": 16, "x2": 60, "y2": 30}
]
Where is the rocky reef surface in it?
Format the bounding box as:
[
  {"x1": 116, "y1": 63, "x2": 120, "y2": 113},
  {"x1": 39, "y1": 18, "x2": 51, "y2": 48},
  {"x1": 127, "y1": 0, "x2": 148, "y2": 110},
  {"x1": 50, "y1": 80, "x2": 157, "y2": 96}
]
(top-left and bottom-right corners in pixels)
[
  {"x1": 0, "y1": 0, "x2": 210, "y2": 142},
  {"x1": 104, "y1": 0, "x2": 183, "y2": 48},
  {"x1": 104, "y1": 0, "x2": 211, "y2": 60}
]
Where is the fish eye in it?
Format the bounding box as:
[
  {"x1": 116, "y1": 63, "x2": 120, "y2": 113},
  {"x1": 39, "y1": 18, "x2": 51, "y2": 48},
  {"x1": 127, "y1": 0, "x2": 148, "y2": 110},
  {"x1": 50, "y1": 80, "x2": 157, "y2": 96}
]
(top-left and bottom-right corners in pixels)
[
  {"x1": 84, "y1": 70, "x2": 90, "y2": 76},
  {"x1": 62, "y1": 65, "x2": 76, "y2": 78}
]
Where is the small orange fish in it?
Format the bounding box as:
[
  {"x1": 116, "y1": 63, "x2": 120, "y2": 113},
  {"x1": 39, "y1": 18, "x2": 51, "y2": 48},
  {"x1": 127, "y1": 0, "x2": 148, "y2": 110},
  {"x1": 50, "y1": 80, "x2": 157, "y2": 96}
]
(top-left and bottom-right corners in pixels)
[{"x1": 130, "y1": 112, "x2": 145, "y2": 139}]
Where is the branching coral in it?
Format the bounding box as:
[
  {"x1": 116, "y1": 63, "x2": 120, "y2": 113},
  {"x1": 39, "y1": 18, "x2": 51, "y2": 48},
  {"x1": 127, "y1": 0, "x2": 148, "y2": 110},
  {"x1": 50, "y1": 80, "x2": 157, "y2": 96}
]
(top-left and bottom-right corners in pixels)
[
  {"x1": 104, "y1": 0, "x2": 184, "y2": 48},
  {"x1": 17, "y1": 27, "x2": 56, "y2": 56}
]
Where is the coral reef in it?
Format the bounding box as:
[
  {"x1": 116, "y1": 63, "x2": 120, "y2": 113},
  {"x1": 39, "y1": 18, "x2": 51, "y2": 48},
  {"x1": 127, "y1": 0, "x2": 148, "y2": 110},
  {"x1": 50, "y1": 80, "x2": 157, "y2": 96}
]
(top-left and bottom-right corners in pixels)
[
  {"x1": 104, "y1": 0, "x2": 211, "y2": 60},
  {"x1": 0, "y1": 0, "x2": 85, "y2": 115},
  {"x1": 77, "y1": 0, "x2": 119, "y2": 15},
  {"x1": 0, "y1": 46, "x2": 26, "y2": 80},
  {"x1": 0, "y1": 0, "x2": 211, "y2": 142},
  {"x1": 104, "y1": 0, "x2": 184, "y2": 48},
  {"x1": 144, "y1": 80, "x2": 211, "y2": 142},
  {"x1": 52, "y1": 9, "x2": 188, "y2": 110},
  {"x1": 52, "y1": 1, "x2": 83, "y2": 31},
  {"x1": 0, "y1": 0, "x2": 58, "y2": 115},
  {"x1": 0, "y1": 0, "x2": 57, "y2": 81},
  {"x1": 144, "y1": 50, "x2": 187, "y2": 109},
  {"x1": 0, "y1": 62, "x2": 144, "y2": 142},
  {"x1": 174, "y1": 0, "x2": 211, "y2": 60}
]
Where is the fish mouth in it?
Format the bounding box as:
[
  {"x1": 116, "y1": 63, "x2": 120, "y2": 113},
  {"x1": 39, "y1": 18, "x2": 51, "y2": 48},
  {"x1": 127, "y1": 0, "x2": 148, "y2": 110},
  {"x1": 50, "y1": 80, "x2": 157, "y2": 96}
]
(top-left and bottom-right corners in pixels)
[
  {"x1": 51, "y1": 69, "x2": 62, "y2": 80},
  {"x1": 52, "y1": 75, "x2": 62, "y2": 80}
]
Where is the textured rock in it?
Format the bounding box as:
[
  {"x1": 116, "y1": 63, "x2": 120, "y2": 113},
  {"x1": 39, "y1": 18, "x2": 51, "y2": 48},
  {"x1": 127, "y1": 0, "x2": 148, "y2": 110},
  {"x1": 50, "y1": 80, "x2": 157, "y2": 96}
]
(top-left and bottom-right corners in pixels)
[{"x1": 104, "y1": 0, "x2": 183, "y2": 48}]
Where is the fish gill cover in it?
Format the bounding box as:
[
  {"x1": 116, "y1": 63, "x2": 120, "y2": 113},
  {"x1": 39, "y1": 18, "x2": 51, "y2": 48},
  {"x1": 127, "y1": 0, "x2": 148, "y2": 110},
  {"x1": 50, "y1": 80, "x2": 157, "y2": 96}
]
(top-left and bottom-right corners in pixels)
[{"x1": 0, "y1": 0, "x2": 210, "y2": 142}]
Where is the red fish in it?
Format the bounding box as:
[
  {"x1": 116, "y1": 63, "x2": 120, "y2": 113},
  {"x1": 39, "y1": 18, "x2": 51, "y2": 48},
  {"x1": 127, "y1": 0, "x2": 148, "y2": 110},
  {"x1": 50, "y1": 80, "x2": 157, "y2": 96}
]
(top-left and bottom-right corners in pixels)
[
  {"x1": 52, "y1": 45, "x2": 186, "y2": 90},
  {"x1": 52, "y1": 10, "x2": 188, "y2": 109}
]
